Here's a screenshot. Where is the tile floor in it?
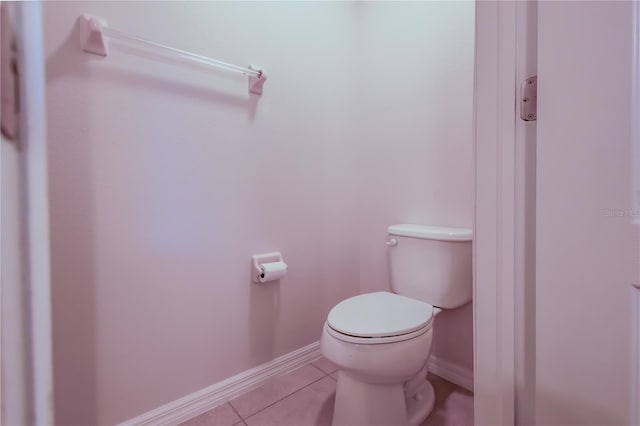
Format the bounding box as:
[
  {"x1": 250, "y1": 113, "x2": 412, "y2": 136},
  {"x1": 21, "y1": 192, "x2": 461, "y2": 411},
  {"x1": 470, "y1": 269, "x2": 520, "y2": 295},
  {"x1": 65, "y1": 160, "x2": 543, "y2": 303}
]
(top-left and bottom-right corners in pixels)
[{"x1": 179, "y1": 357, "x2": 473, "y2": 426}]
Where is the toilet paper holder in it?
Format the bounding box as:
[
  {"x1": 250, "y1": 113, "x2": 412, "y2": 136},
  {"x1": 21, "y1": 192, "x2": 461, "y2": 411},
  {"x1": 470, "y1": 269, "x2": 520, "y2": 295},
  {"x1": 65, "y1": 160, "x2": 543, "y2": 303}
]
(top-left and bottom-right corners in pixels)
[{"x1": 252, "y1": 252, "x2": 287, "y2": 283}]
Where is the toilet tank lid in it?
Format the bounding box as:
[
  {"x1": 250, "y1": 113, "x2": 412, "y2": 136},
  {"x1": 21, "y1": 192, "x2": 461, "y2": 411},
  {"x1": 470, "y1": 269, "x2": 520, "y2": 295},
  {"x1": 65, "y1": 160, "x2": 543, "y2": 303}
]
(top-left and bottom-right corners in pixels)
[{"x1": 388, "y1": 224, "x2": 472, "y2": 241}]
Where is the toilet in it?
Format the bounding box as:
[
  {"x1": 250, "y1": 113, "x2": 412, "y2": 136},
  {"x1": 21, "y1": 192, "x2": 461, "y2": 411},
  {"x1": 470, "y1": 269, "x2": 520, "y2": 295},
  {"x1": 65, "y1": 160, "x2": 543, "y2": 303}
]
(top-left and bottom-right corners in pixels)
[{"x1": 320, "y1": 224, "x2": 472, "y2": 426}]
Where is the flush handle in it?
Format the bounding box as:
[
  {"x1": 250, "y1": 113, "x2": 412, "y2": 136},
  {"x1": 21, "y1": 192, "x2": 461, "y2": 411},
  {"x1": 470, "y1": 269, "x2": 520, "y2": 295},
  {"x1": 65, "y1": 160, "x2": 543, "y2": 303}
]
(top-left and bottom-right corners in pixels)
[{"x1": 385, "y1": 238, "x2": 398, "y2": 247}]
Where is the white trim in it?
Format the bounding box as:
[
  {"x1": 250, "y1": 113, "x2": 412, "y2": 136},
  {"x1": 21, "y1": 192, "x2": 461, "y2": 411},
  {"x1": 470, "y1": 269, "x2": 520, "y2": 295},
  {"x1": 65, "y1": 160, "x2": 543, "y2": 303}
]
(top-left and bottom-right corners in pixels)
[
  {"x1": 513, "y1": 2, "x2": 537, "y2": 425},
  {"x1": 428, "y1": 356, "x2": 473, "y2": 393},
  {"x1": 119, "y1": 342, "x2": 322, "y2": 426},
  {"x1": 632, "y1": 15, "x2": 640, "y2": 426},
  {"x1": 632, "y1": 0, "x2": 640, "y2": 225},
  {"x1": 473, "y1": 1, "x2": 519, "y2": 425},
  {"x1": 17, "y1": 4, "x2": 55, "y2": 423},
  {"x1": 0, "y1": 3, "x2": 55, "y2": 424},
  {"x1": 632, "y1": 284, "x2": 640, "y2": 426}
]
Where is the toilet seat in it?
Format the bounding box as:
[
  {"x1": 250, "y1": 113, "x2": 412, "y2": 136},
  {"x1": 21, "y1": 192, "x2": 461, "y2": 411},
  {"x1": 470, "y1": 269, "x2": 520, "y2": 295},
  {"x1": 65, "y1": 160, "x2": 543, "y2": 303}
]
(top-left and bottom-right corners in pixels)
[{"x1": 327, "y1": 292, "x2": 434, "y2": 345}]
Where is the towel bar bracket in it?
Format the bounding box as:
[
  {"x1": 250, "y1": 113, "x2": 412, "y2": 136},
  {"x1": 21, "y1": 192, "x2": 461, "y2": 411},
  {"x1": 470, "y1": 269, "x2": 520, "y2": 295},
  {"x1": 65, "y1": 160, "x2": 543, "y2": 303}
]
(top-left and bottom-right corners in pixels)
[
  {"x1": 80, "y1": 14, "x2": 108, "y2": 57},
  {"x1": 248, "y1": 65, "x2": 267, "y2": 95}
]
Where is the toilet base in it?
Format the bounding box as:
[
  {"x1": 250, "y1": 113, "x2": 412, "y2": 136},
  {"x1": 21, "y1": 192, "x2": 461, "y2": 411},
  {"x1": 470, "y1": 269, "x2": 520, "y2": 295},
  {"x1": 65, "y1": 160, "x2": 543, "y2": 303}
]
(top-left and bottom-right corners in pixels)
[
  {"x1": 331, "y1": 371, "x2": 435, "y2": 426},
  {"x1": 406, "y1": 380, "x2": 435, "y2": 425}
]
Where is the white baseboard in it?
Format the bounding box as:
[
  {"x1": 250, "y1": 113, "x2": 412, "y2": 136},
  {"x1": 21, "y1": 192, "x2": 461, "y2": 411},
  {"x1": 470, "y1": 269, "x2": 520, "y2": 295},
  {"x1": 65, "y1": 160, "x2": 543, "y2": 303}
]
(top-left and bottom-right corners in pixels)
[
  {"x1": 119, "y1": 341, "x2": 322, "y2": 426},
  {"x1": 428, "y1": 355, "x2": 474, "y2": 392}
]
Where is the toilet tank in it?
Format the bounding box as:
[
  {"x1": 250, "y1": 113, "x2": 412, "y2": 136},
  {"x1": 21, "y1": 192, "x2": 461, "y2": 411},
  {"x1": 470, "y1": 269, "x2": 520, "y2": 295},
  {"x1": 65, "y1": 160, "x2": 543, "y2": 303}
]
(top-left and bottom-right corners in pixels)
[{"x1": 387, "y1": 224, "x2": 472, "y2": 309}]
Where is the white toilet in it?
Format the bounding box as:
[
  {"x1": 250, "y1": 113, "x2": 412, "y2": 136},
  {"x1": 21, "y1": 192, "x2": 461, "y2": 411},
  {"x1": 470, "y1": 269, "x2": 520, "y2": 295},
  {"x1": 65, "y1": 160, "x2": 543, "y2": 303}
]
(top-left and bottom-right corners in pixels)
[{"x1": 320, "y1": 224, "x2": 472, "y2": 426}]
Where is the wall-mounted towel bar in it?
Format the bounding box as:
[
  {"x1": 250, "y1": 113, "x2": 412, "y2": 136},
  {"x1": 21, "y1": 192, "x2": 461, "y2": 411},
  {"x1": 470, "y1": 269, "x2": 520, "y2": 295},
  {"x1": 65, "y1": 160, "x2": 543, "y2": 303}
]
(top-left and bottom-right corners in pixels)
[{"x1": 79, "y1": 14, "x2": 267, "y2": 95}]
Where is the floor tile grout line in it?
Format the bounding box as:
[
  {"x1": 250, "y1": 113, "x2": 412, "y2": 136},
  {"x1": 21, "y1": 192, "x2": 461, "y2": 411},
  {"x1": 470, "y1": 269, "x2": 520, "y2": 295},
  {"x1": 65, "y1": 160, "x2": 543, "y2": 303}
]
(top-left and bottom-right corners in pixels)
[
  {"x1": 227, "y1": 401, "x2": 244, "y2": 423},
  {"x1": 309, "y1": 362, "x2": 333, "y2": 377},
  {"x1": 227, "y1": 369, "x2": 323, "y2": 420},
  {"x1": 228, "y1": 361, "x2": 335, "y2": 421},
  {"x1": 240, "y1": 374, "x2": 331, "y2": 422},
  {"x1": 240, "y1": 374, "x2": 328, "y2": 421}
]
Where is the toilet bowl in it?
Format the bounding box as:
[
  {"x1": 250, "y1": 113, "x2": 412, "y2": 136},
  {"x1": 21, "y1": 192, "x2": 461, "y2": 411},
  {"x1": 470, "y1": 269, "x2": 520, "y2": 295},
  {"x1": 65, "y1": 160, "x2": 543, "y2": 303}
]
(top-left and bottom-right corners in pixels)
[
  {"x1": 320, "y1": 291, "x2": 436, "y2": 426},
  {"x1": 321, "y1": 224, "x2": 473, "y2": 426}
]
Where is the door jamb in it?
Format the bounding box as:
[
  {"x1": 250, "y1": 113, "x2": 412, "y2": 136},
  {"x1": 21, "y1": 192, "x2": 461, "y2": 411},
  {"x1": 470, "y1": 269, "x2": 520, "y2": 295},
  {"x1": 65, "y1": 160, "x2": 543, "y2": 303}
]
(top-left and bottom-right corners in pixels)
[{"x1": 473, "y1": 2, "x2": 520, "y2": 425}]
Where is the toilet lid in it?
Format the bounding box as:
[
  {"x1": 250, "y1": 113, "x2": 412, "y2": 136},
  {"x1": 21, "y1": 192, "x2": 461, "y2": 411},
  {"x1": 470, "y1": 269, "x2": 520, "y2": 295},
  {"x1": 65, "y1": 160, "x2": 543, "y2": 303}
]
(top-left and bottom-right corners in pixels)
[{"x1": 327, "y1": 292, "x2": 433, "y2": 338}]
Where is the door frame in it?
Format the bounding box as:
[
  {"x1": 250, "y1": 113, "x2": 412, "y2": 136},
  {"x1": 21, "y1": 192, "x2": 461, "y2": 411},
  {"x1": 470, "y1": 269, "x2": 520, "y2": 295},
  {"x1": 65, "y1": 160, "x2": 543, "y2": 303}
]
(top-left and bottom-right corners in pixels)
[
  {"x1": 1, "y1": 2, "x2": 54, "y2": 424},
  {"x1": 632, "y1": 0, "x2": 640, "y2": 424},
  {"x1": 473, "y1": 1, "x2": 525, "y2": 424}
]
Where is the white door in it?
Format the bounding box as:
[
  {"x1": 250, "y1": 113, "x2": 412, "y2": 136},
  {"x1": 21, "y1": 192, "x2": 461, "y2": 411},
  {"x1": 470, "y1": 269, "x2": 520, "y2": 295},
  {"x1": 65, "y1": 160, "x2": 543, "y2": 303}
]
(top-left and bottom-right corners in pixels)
[
  {"x1": 1, "y1": 2, "x2": 54, "y2": 424},
  {"x1": 536, "y1": 1, "x2": 639, "y2": 425}
]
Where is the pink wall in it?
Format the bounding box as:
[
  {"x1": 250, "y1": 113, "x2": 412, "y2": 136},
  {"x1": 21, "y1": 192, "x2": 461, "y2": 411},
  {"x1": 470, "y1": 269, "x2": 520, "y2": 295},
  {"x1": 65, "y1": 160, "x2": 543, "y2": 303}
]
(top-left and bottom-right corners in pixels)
[
  {"x1": 352, "y1": 1, "x2": 475, "y2": 373},
  {"x1": 354, "y1": 2, "x2": 474, "y2": 294},
  {"x1": 537, "y1": 2, "x2": 639, "y2": 424},
  {"x1": 42, "y1": 2, "x2": 474, "y2": 424}
]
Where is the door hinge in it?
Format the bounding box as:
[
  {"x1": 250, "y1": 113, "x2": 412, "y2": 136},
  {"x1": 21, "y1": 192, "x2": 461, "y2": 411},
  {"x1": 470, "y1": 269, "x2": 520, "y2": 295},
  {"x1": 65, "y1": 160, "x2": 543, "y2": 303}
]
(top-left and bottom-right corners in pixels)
[
  {"x1": 1, "y1": 2, "x2": 20, "y2": 147},
  {"x1": 520, "y1": 76, "x2": 537, "y2": 121}
]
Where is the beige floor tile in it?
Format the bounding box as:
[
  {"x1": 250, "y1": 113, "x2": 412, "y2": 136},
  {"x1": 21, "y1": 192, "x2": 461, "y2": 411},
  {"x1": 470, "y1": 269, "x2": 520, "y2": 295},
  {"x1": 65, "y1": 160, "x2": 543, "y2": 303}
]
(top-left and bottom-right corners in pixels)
[
  {"x1": 180, "y1": 365, "x2": 473, "y2": 426},
  {"x1": 311, "y1": 357, "x2": 338, "y2": 375},
  {"x1": 228, "y1": 364, "x2": 325, "y2": 418},
  {"x1": 244, "y1": 376, "x2": 336, "y2": 426},
  {"x1": 178, "y1": 402, "x2": 241, "y2": 426}
]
